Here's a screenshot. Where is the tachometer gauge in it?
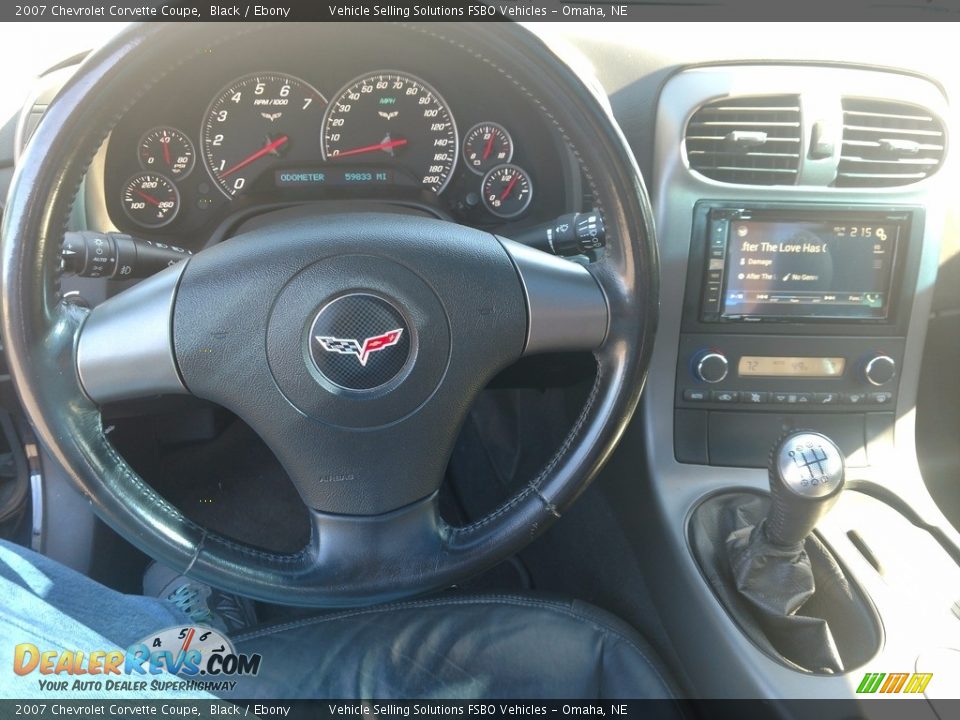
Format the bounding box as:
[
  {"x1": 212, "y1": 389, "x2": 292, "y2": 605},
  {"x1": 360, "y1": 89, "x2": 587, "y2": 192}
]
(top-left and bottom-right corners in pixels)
[
  {"x1": 481, "y1": 164, "x2": 533, "y2": 219},
  {"x1": 462, "y1": 122, "x2": 513, "y2": 175},
  {"x1": 138, "y1": 127, "x2": 195, "y2": 178},
  {"x1": 202, "y1": 72, "x2": 327, "y2": 198},
  {"x1": 121, "y1": 172, "x2": 180, "y2": 228},
  {"x1": 322, "y1": 71, "x2": 458, "y2": 194}
]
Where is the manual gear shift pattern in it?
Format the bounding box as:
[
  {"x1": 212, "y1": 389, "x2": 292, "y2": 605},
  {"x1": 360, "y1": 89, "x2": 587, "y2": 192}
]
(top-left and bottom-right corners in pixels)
[{"x1": 766, "y1": 432, "x2": 845, "y2": 547}]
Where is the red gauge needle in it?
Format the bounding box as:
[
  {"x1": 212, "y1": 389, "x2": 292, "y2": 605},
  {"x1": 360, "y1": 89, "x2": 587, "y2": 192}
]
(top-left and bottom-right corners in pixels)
[
  {"x1": 221, "y1": 134, "x2": 289, "y2": 178},
  {"x1": 482, "y1": 133, "x2": 496, "y2": 161},
  {"x1": 500, "y1": 174, "x2": 520, "y2": 201},
  {"x1": 333, "y1": 138, "x2": 408, "y2": 159},
  {"x1": 134, "y1": 189, "x2": 161, "y2": 207},
  {"x1": 162, "y1": 133, "x2": 171, "y2": 167}
]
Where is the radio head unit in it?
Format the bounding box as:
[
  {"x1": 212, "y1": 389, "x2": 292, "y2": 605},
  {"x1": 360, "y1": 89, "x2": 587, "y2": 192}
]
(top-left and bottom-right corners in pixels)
[{"x1": 701, "y1": 207, "x2": 910, "y2": 322}]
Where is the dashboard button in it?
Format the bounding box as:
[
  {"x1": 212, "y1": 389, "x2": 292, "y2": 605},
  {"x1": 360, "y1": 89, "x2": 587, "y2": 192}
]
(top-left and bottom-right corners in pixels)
[
  {"x1": 845, "y1": 392, "x2": 869, "y2": 405},
  {"x1": 683, "y1": 389, "x2": 709, "y2": 402},
  {"x1": 771, "y1": 392, "x2": 800, "y2": 404},
  {"x1": 741, "y1": 391, "x2": 769, "y2": 404},
  {"x1": 869, "y1": 391, "x2": 894, "y2": 404},
  {"x1": 711, "y1": 390, "x2": 740, "y2": 403},
  {"x1": 794, "y1": 393, "x2": 814, "y2": 405},
  {"x1": 814, "y1": 392, "x2": 840, "y2": 405}
]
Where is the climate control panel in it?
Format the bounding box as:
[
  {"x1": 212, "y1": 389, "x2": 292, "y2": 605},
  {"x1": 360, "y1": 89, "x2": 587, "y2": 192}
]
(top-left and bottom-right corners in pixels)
[{"x1": 676, "y1": 334, "x2": 903, "y2": 414}]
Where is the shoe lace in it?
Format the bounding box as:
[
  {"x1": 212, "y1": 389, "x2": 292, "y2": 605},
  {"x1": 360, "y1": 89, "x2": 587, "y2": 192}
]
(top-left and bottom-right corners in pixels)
[{"x1": 167, "y1": 584, "x2": 215, "y2": 625}]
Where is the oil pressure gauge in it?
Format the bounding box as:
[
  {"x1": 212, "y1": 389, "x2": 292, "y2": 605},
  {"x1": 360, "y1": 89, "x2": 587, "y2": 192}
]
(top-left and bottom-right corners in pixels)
[
  {"x1": 138, "y1": 127, "x2": 195, "y2": 178},
  {"x1": 481, "y1": 163, "x2": 532, "y2": 219}
]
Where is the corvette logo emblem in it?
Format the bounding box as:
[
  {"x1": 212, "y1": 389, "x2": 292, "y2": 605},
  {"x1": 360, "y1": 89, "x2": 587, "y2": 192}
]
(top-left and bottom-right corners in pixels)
[{"x1": 315, "y1": 329, "x2": 404, "y2": 367}]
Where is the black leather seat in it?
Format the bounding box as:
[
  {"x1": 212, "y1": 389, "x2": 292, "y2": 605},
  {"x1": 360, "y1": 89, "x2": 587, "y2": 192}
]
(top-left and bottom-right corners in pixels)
[{"x1": 232, "y1": 595, "x2": 678, "y2": 699}]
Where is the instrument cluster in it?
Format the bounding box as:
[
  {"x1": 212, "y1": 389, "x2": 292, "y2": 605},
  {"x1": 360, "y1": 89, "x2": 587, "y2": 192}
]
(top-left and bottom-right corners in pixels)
[{"x1": 103, "y1": 25, "x2": 575, "y2": 246}]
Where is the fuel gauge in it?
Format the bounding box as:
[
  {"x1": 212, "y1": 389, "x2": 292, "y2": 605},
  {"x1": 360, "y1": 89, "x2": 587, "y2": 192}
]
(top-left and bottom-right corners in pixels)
[
  {"x1": 481, "y1": 163, "x2": 532, "y2": 219},
  {"x1": 138, "y1": 126, "x2": 195, "y2": 179}
]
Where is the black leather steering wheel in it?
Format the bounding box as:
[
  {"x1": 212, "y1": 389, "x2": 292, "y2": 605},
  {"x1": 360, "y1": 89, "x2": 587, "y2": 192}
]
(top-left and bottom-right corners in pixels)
[{"x1": 0, "y1": 23, "x2": 658, "y2": 607}]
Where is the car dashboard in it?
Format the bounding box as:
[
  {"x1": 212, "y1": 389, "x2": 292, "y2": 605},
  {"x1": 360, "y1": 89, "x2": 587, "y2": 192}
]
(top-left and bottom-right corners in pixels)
[
  {"x1": 2, "y1": 21, "x2": 959, "y2": 705},
  {"x1": 94, "y1": 24, "x2": 579, "y2": 251}
]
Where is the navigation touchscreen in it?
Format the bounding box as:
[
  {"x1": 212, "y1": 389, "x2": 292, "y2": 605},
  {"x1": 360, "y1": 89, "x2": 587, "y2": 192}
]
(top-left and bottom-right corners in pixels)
[{"x1": 719, "y1": 216, "x2": 901, "y2": 320}]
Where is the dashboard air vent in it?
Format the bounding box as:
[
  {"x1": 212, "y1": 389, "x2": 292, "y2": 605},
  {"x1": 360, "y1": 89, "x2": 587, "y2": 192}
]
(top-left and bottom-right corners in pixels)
[
  {"x1": 836, "y1": 98, "x2": 946, "y2": 188},
  {"x1": 685, "y1": 95, "x2": 801, "y2": 185}
]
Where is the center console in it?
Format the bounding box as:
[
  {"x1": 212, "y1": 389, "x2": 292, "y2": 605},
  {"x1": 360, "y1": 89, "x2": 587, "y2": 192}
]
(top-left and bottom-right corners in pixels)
[
  {"x1": 674, "y1": 202, "x2": 924, "y2": 468},
  {"x1": 638, "y1": 62, "x2": 960, "y2": 705}
]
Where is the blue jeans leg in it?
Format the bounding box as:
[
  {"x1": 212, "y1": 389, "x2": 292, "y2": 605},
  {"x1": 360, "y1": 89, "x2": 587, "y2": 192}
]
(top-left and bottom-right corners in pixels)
[{"x1": 0, "y1": 539, "x2": 214, "y2": 699}]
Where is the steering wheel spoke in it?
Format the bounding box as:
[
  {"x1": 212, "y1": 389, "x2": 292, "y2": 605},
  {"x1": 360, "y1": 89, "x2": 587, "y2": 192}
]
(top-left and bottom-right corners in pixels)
[
  {"x1": 499, "y1": 239, "x2": 609, "y2": 356},
  {"x1": 75, "y1": 262, "x2": 189, "y2": 404},
  {"x1": 302, "y1": 494, "x2": 445, "y2": 604}
]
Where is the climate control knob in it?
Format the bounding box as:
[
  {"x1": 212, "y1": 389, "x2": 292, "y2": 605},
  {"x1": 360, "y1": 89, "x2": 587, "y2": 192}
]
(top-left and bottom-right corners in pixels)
[
  {"x1": 864, "y1": 354, "x2": 896, "y2": 387},
  {"x1": 695, "y1": 352, "x2": 729, "y2": 384}
]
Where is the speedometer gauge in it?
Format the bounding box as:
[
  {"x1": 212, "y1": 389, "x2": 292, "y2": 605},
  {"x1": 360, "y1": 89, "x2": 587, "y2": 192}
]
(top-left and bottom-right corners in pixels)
[
  {"x1": 201, "y1": 72, "x2": 327, "y2": 198},
  {"x1": 322, "y1": 71, "x2": 458, "y2": 194}
]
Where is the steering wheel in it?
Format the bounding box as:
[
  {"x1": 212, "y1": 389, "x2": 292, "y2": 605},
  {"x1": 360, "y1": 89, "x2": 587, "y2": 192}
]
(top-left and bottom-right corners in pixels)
[{"x1": 0, "y1": 23, "x2": 658, "y2": 607}]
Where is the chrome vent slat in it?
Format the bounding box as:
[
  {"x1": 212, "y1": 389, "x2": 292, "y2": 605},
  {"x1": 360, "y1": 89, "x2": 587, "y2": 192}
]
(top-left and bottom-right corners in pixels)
[
  {"x1": 685, "y1": 135, "x2": 800, "y2": 144},
  {"x1": 688, "y1": 151, "x2": 801, "y2": 159},
  {"x1": 842, "y1": 124, "x2": 943, "y2": 138},
  {"x1": 836, "y1": 97, "x2": 946, "y2": 188},
  {"x1": 694, "y1": 166, "x2": 798, "y2": 174},
  {"x1": 688, "y1": 121, "x2": 801, "y2": 128},
  {"x1": 695, "y1": 105, "x2": 801, "y2": 113},
  {"x1": 843, "y1": 109, "x2": 934, "y2": 122},
  {"x1": 684, "y1": 94, "x2": 802, "y2": 186},
  {"x1": 837, "y1": 171, "x2": 929, "y2": 180},
  {"x1": 842, "y1": 138, "x2": 944, "y2": 152},
  {"x1": 839, "y1": 156, "x2": 941, "y2": 167}
]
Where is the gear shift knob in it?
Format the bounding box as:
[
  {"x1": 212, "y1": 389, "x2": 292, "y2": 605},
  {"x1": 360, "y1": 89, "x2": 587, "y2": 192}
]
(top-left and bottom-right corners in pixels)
[{"x1": 766, "y1": 431, "x2": 845, "y2": 546}]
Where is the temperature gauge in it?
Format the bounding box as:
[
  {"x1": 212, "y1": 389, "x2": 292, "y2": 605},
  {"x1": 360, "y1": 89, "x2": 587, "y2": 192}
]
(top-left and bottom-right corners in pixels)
[
  {"x1": 462, "y1": 122, "x2": 513, "y2": 175},
  {"x1": 481, "y1": 163, "x2": 533, "y2": 219},
  {"x1": 121, "y1": 172, "x2": 180, "y2": 229},
  {"x1": 138, "y1": 127, "x2": 195, "y2": 178}
]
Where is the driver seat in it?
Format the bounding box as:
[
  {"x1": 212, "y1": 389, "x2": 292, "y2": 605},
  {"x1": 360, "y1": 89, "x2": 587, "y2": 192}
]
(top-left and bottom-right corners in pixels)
[
  {"x1": 1, "y1": 540, "x2": 678, "y2": 701},
  {"x1": 230, "y1": 595, "x2": 679, "y2": 699}
]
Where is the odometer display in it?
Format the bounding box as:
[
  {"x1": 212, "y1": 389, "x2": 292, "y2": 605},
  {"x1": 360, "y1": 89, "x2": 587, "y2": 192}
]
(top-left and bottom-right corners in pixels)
[
  {"x1": 322, "y1": 71, "x2": 458, "y2": 194},
  {"x1": 201, "y1": 72, "x2": 327, "y2": 197}
]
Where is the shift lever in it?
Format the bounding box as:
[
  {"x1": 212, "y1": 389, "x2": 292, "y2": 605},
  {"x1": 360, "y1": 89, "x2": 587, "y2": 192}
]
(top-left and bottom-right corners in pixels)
[
  {"x1": 691, "y1": 430, "x2": 863, "y2": 673},
  {"x1": 766, "y1": 431, "x2": 845, "y2": 546}
]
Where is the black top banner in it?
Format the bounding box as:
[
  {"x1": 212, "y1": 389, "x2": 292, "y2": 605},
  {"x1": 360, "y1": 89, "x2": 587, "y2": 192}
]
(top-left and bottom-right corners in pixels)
[{"x1": 4, "y1": 0, "x2": 960, "y2": 22}]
